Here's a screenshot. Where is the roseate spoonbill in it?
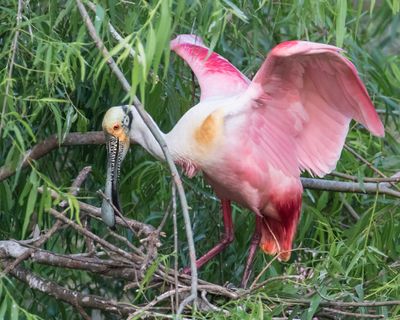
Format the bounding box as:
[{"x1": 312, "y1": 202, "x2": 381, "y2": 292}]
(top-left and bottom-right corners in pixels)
[{"x1": 101, "y1": 34, "x2": 384, "y2": 287}]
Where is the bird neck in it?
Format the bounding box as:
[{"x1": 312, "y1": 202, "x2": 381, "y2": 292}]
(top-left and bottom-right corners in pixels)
[
  {"x1": 139, "y1": 125, "x2": 167, "y2": 161},
  {"x1": 133, "y1": 110, "x2": 199, "y2": 178}
]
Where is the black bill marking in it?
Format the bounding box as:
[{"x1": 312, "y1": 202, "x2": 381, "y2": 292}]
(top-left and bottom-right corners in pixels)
[
  {"x1": 102, "y1": 135, "x2": 123, "y2": 227},
  {"x1": 111, "y1": 138, "x2": 122, "y2": 214}
]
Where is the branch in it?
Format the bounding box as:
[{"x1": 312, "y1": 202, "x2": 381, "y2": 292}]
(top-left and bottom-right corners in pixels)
[
  {"x1": 38, "y1": 186, "x2": 156, "y2": 237},
  {"x1": 0, "y1": 166, "x2": 93, "y2": 276},
  {"x1": 0, "y1": 241, "x2": 136, "y2": 280},
  {"x1": 0, "y1": 132, "x2": 104, "y2": 181},
  {"x1": 0, "y1": 0, "x2": 25, "y2": 137},
  {"x1": 75, "y1": 0, "x2": 198, "y2": 310},
  {"x1": 48, "y1": 208, "x2": 138, "y2": 263},
  {"x1": 6, "y1": 263, "x2": 137, "y2": 317},
  {"x1": 300, "y1": 177, "x2": 400, "y2": 198}
]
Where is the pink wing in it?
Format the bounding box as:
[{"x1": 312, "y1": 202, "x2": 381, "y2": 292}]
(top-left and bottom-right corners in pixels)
[
  {"x1": 170, "y1": 34, "x2": 250, "y2": 101},
  {"x1": 240, "y1": 40, "x2": 384, "y2": 177}
]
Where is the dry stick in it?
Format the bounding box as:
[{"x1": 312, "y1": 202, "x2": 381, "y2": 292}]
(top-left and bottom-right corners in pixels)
[
  {"x1": 200, "y1": 290, "x2": 229, "y2": 314},
  {"x1": 330, "y1": 171, "x2": 400, "y2": 183},
  {"x1": 300, "y1": 178, "x2": 400, "y2": 198},
  {"x1": 344, "y1": 144, "x2": 399, "y2": 191},
  {"x1": 266, "y1": 297, "x2": 400, "y2": 308},
  {"x1": 0, "y1": 0, "x2": 24, "y2": 137},
  {"x1": 128, "y1": 283, "x2": 240, "y2": 319},
  {"x1": 38, "y1": 186, "x2": 156, "y2": 237},
  {"x1": 172, "y1": 183, "x2": 179, "y2": 312},
  {"x1": 98, "y1": 190, "x2": 160, "y2": 267},
  {"x1": 108, "y1": 230, "x2": 144, "y2": 256},
  {"x1": 7, "y1": 264, "x2": 139, "y2": 317},
  {"x1": 59, "y1": 166, "x2": 92, "y2": 208},
  {"x1": 0, "y1": 131, "x2": 104, "y2": 181},
  {"x1": 0, "y1": 166, "x2": 92, "y2": 277},
  {"x1": 339, "y1": 193, "x2": 360, "y2": 220},
  {"x1": 322, "y1": 307, "x2": 384, "y2": 319},
  {"x1": 0, "y1": 220, "x2": 63, "y2": 277},
  {"x1": 0, "y1": 241, "x2": 140, "y2": 280},
  {"x1": 156, "y1": 199, "x2": 172, "y2": 234},
  {"x1": 75, "y1": 0, "x2": 198, "y2": 312},
  {"x1": 97, "y1": 190, "x2": 137, "y2": 236},
  {"x1": 48, "y1": 208, "x2": 137, "y2": 263},
  {"x1": 248, "y1": 275, "x2": 301, "y2": 296}
]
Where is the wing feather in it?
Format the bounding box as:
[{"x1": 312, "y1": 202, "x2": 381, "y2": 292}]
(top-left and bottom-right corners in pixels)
[
  {"x1": 235, "y1": 41, "x2": 384, "y2": 177},
  {"x1": 170, "y1": 34, "x2": 250, "y2": 101}
]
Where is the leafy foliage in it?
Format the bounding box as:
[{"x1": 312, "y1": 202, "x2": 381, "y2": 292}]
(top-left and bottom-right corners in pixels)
[{"x1": 0, "y1": 0, "x2": 399, "y2": 319}]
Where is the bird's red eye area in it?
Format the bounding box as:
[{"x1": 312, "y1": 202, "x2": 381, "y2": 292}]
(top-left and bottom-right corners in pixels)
[{"x1": 113, "y1": 124, "x2": 120, "y2": 130}]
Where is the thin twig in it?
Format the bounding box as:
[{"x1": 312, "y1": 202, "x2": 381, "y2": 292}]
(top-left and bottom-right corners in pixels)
[
  {"x1": 266, "y1": 297, "x2": 400, "y2": 308},
  {"x1": 156, "y1": 199, "x2": 172, "y2": 234},
  {"x1": 172, "y1": 183, "x2": 179, "y2": 312},
  {"x1": 1, "y1": 166, "x2": 92, "y2": 276},
  {"x1": 0, "y1": 220, "x2": 64, "y2": 278},
  {"x1": 48, "y1": 208, "x2": 137, "y2": 263},
  {"x1": 97, "y1": 189, "x2": 137, "y2": 235},
  {"x1": 300, "y1": 177, "x2": 400, "y2": 198},
  {"x1": 59, "y1": 166, "x2": 92, "y2": 207},
  {"x1": 0, "y1": 0, "x2": 24, "y2": 137},
  {"x1": 248, "y1": 275, "x2": 301, "y2": 296},
  {"x1": 339, "y1": 193, "x2": 360, "y2": 220},
  {"x1": 330, "y1": 171, "x2": 400, "y2": 183},
  {"x1": 344, "y1": 144, "x2": 399, "y2": 191},
  {"x1": 6, "y1": 263, "x2": 140, "y2": 316},
  {"x1": 38, "y1": 186, "x2": 156, "y2": 237},
  {"x1": 322, "y1": 307, "x2": 384, "y2": 318},
  {"x1": 108, "y1": 230, "x2": 143, "y2": 256},
  {"x1": 75, "y1": 0, "x2": 198, "y2": 310},
  {"x1": 200, "y1": 290, "x2": 229, "y2": 314}
]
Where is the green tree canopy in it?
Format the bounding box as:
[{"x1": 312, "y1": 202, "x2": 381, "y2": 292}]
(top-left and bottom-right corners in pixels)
[{"x1": 0, "y1": 0, "x2": 399, "y2": 319}]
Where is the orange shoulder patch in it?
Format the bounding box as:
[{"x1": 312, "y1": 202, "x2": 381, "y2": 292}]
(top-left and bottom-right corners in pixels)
[{"x1": 194, "y1": 112, "x2": 223, "y2": 146}]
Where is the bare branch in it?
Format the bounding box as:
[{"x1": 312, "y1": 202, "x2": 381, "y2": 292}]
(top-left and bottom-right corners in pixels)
[
  {"x1": 48, "y1": 208, "x2": 138, "y2": 263},
  {"x1": 59, "y1": 166, "x2": 92, "y2": 207},
  {"x1": 0, "y1": 166, "x2": 93, "y2": 276},
  {"x1": 6, "y1": 263, "x2": 138, "y2": 317},
  {"x1": 330, "y1": 171, "x2": 400, "y2": 183},
  {"x1": 300, "y1": 177, "x2": 400, "y2": 198},
  {"x1": 38, "y1": 186, "x2": 156, "y2": 237},
  {"x1": 322, "y1": 307, "x2": 384, "y2": 318},
  {"x1": 344, "y1": 144, "x2": 399, "y2": 191},
  {"x1": 0, "y1": 132, "x2": 104, "y2": 181}
]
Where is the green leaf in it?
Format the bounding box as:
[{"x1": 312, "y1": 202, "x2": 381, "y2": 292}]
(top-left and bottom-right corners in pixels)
[
  {"x1": 49, "y1": 104, "x2": 63, "y2": 142},
  {"x1": 22, "y1": 172, "x2": 39, "y2": 238},
  {"x1": 0, "y1": 297, "x2": 7, "y2": 320},
  {"x1": 306, "y1": 293, "x2": 322, "y2": 319},
  {"x1": 10, "y1": 302, "x2": 18, "y2": 320},
  {"x1": 94, "y1": 4, "x2": 105, "y2": 35},
  {"x1": 44, "y1": 44, "x2": 53, "y2": 87},
  {"x1": 336, "y1": 0, "x2": 347, "y2": 47}
]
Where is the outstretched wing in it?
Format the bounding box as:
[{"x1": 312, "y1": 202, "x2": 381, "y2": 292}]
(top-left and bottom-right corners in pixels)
[
  {"x1": 230, "y1": 40, "x2": 384, "y2": 177},
  {"x1": 170, "y1": 34, "x2": 250, "y2": 101}
]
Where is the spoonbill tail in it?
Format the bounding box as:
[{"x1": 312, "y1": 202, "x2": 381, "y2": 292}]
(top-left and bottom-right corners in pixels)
[{"x1": 101, "y1": 34, "x2": 384, "y2": 287}]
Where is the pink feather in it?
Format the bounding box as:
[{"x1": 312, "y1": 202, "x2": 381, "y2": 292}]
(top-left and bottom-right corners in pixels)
[
  {"x1": 171, "y1": 34, "x2": 250, "y2": 101},
  {"x1": 170, "y1": 35, "x2": 384, "y2": 260}
]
